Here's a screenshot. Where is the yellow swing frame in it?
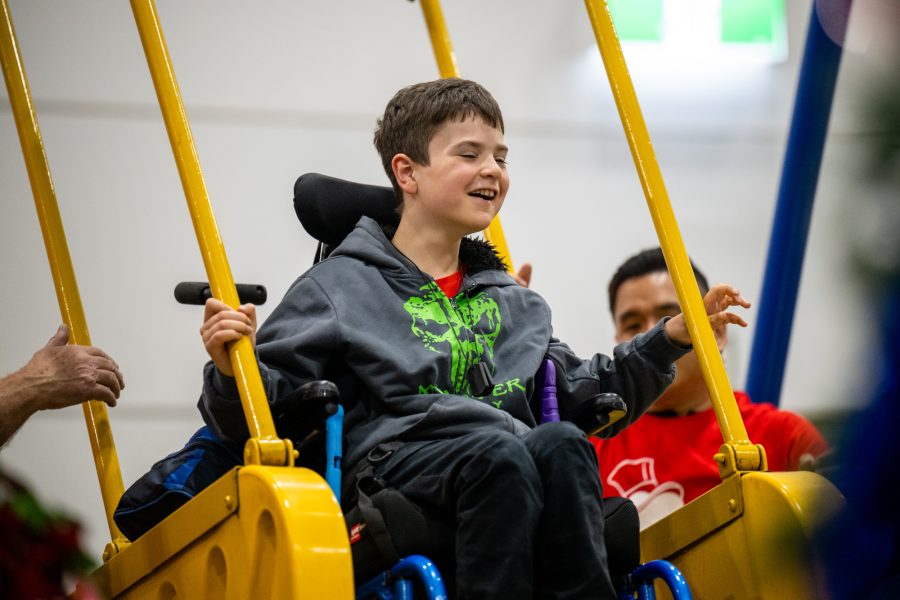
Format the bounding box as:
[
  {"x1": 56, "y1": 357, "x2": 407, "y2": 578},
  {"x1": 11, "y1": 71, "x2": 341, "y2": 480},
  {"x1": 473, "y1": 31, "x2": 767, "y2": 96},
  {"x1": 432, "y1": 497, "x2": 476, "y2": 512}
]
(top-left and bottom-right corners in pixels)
[
  {"x1": 0, "y1": 0, "x2": 847, "y2": 597},
  {"x1": 1, "y1": 0, "x2": 352, "y2": 597},
  {"x1": 582, "y1": 1, "x2": 845, "y2": 597}
]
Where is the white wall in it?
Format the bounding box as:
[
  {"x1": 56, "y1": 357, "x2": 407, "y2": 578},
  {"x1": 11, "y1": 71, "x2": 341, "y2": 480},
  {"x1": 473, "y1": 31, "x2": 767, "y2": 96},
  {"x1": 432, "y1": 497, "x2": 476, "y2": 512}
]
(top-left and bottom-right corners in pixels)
[{"x1": 0, "y1": 0, "x2": 892, "y2": 559}]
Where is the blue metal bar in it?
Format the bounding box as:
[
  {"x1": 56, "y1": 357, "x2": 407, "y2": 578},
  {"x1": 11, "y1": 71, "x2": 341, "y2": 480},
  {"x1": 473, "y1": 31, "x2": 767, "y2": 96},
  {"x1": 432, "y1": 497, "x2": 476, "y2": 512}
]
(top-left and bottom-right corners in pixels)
[
  {"x1": 390, "y1": 555, "x2": 448, "y2": 600},
  {"x1": 325, "y1": 405, "x2": 344, "y2": 499},
  {"x1": 356, "y1": 555, "x2": 447, "y2": 600},
  {"x1": 636, "y1": 580, "x2": 655, "y2": 600},
  {"x1": 631, "y1": 560, "x2": 692, "y2": 600},
  {"x1": 355, "y1": 572, "x2": 393, "y2": 600},
  {"x1": 619, "y1": 586, "x2": 636, "y2": 600},
  {"x1": 392, "y1": 579, "x2": 414, "y2": 599},
  {"x1": 746, "y1": 0, "x2": 851, "y2": 406}
]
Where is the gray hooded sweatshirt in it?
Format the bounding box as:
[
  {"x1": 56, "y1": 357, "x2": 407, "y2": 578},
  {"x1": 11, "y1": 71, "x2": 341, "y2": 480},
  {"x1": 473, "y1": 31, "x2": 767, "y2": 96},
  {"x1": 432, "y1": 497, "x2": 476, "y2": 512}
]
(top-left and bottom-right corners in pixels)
[{"x1": 199, "y1": 217, "x2": 689, "y2": 470}]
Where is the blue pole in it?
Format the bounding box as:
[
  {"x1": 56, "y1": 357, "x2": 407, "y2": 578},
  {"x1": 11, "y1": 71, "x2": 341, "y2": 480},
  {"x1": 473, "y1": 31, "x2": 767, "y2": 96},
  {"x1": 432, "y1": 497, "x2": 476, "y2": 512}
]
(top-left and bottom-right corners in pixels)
[
  {"x1": 325, "y1": 405, "x2": 344, "y2": 499},
  {"x1": 745, "y1": 0, "x2": 851, "y2": 406}
]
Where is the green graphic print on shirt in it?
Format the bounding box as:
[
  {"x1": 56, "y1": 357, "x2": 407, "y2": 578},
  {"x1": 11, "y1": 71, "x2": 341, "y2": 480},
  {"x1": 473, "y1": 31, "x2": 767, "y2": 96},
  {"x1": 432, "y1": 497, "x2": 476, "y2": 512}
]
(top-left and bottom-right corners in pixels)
[{"x1": 403, "y1": 283, "x2": 501, "y2": 396}]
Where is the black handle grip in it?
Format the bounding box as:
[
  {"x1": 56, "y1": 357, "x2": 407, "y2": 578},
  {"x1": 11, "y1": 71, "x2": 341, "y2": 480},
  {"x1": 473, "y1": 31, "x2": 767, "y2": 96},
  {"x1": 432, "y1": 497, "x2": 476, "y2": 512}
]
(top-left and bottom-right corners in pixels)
[
  {"x1": 174, "y1": 282, "x2": 267, "y2": 306},
  {"x1": 276, "y1": 380, "x2": 341, "y2": 441},
  {"x1": 567, "y1": 393, "x2": 628, "y2": 436}
]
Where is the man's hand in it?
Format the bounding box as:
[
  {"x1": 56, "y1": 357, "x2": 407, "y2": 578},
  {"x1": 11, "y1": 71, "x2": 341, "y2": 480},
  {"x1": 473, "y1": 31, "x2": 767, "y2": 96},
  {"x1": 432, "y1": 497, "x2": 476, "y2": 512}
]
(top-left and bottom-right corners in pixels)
[
  {"x1": 200, "y1": 298, "x2": 257, "y2": 377},
  {"x1": 664, "y1": 284, "x2": 750, "y2": 346},
  {"x1": 513, "y1": 262, "x2": 533, "y2": 288},
  {"x1": 22, "y1": 324, "x2": 125, "y2": 409}
]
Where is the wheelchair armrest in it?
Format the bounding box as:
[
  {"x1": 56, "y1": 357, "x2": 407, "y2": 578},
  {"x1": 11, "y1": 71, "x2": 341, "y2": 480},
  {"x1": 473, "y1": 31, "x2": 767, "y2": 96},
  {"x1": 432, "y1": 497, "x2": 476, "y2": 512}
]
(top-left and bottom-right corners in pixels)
[
  {"x1": 566, "y1": 393, "x2": 627, "y2": 436},
  {"x1": 275, "y1": 380, "x2": 340, "y2": 441},
  {"x1": 602, "y1": 496, "x2": 641, "y2": 577}
]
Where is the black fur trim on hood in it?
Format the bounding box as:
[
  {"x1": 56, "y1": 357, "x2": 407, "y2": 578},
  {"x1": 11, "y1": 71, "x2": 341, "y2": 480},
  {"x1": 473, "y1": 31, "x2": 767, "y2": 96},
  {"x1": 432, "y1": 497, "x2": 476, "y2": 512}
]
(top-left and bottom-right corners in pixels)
[
  {"x1": 380, "y1": 223, "x2": 508, "y2": 274},
  {"x1": 460, "y1": 236, "x2": 508, "y2": 274}
]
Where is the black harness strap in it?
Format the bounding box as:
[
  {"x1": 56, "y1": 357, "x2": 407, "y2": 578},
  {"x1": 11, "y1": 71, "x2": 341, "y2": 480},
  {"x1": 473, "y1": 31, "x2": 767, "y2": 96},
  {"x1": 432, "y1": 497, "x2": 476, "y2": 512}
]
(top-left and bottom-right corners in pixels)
[
  {"x1": 355, "y1": 476, "x2": 400, "y2": 566},
  {"x1": 348, "y1": 440, "x2": 406, "y2": 566}
]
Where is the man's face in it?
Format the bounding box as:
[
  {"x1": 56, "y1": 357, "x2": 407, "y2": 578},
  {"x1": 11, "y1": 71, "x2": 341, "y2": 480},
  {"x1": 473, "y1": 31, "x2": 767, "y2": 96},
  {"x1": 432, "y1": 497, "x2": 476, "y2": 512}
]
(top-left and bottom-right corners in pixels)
[
  {"x1": 613, "y1": 271, "x2": 724, "y2": 413},
  {"x1": 407, "y1": 116, "x2": 509, "y2": 237}
]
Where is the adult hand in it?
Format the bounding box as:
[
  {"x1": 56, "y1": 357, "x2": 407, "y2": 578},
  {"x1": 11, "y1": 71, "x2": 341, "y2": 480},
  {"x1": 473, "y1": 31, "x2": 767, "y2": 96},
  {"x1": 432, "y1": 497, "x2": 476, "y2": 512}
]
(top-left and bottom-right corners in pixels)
[
  {"x1": 200, "y1": 298, "x2": 257, "y2": 377},
  {"x1": 22, "y1": 325, "x2": 125, "y2": 409},
  {"x1": 664, "y1": 284, "x2": 750, "y2": 346},
  {"x1": 513, "y1": 262, "x2": 533, "y2": 288}
]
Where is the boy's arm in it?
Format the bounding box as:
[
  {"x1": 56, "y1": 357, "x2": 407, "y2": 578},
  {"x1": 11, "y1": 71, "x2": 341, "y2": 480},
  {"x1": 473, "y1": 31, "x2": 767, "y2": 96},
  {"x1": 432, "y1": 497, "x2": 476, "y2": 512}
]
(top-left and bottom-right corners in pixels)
[
  {"x1": 198, "y1": 276, "x2": 340, "y2": 443},
  {"x1": 550, "y1": 283, "x2": 750, "y2": 437},
  {"x1": 547, "y1": 318, "x2": 689, "y2": 437}
]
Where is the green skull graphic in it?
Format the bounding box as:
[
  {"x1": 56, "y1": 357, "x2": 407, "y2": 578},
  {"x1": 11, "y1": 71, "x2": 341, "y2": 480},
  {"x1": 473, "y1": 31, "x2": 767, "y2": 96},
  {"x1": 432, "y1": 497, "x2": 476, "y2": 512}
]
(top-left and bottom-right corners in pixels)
[{"x1": 404, "y1": 284, "x2": 501, "y2": 395}]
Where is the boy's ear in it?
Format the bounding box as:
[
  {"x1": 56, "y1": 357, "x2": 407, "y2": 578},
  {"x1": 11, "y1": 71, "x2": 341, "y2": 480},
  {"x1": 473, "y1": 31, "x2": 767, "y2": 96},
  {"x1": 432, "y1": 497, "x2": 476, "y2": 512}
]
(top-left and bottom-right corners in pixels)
[{"x1": 392, "y1": 154, "x2": 417, "y2": 195}]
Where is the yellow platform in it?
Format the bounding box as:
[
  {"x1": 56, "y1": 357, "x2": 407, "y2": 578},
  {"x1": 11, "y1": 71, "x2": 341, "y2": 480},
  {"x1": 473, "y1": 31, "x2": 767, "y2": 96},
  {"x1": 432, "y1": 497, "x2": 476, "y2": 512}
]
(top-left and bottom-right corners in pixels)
[
  {"x1": 642, "y1": 471, "x2": 843, "y2": 599},
  {"x1": 93, "y1": 467, "x2": 353, "y2": 599}
]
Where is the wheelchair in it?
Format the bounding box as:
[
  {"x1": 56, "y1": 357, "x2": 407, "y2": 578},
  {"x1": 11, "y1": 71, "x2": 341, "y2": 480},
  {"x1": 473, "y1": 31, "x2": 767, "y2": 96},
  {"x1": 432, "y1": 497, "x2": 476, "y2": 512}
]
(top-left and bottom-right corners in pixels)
[{"x1": 109, "y1": 171, "x2": 690, "y2": 599}]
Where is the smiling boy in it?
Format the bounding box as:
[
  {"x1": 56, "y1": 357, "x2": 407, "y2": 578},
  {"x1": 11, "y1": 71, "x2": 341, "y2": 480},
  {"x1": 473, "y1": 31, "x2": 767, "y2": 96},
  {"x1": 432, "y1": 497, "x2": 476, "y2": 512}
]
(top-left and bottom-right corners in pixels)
[{"x1": 197, "y1": 79, "x2": 748, "y2": 598}]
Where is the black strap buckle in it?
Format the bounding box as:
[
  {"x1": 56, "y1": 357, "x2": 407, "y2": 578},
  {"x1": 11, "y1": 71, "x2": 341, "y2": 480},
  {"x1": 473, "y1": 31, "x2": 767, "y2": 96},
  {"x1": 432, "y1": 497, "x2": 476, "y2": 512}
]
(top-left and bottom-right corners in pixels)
[
  {"x1": 467, "y1": 362, "x2": 494, "y2": 396},
  {"x1": 367, "y1": 440, "x2": 404, "y2": 465}
]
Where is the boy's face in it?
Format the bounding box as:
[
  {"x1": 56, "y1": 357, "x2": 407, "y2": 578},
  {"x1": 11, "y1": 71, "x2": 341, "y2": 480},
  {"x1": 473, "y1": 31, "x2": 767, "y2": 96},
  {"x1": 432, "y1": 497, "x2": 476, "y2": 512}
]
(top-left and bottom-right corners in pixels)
[
  {"x1": 613, "y1": 271, "x2": 726, "y2": 414},
  {"x1": 402, "y1": 116, "x2": 509, "y2": 237}
]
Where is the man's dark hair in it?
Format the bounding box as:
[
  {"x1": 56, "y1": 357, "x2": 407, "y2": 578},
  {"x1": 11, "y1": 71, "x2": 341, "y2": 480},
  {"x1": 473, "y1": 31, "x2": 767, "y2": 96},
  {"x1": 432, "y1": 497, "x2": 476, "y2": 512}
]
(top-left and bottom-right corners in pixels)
[
  {"x1": 607, "y1": 247, "x2": 710, "y2": 315},
  {"x1": 373, "y1": 78, "x2": 505, "y2": 203}
]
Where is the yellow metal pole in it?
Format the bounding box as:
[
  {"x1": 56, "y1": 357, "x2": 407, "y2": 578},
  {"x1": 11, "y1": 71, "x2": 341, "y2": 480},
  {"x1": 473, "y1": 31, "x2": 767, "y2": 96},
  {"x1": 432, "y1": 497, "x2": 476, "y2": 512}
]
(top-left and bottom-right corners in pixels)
[
  {"x1": 419, "y1": 0, "x2": 458, "y2": 79},
  {"x1": 583, "y1": 0, "x2": 764, "y2": 474},
  {"x1": 418, "y1": 0, "x2": 515, "y2": 273},
  {"x1": 129, "y1": 0, "x2": 292, "y2": 467},
  {"x1": 0, "y1": 0, "x2": 126, "y2": 540}
]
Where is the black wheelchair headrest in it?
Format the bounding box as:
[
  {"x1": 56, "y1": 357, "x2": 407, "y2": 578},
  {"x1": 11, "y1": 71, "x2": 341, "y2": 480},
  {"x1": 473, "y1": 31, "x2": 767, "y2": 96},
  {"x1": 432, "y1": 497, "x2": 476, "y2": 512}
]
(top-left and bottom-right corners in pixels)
[{"x1": 293, "y1": 173, "x2": 400, "y2": 247}]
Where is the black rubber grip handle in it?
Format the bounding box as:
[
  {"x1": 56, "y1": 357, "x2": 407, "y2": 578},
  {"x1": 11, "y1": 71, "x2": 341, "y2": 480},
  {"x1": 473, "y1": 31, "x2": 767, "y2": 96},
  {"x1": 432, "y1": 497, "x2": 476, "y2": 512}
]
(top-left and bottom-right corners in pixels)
[{"x1": 174, "y1": 282, "x2": 267, "y2": 306}]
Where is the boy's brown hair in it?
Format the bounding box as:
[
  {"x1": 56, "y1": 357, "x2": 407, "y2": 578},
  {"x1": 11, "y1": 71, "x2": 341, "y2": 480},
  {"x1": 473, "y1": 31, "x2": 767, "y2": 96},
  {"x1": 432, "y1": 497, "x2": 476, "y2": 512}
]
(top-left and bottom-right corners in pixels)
[{"x1": 374, "y1": 78, "x2": 505, "y2": 204}]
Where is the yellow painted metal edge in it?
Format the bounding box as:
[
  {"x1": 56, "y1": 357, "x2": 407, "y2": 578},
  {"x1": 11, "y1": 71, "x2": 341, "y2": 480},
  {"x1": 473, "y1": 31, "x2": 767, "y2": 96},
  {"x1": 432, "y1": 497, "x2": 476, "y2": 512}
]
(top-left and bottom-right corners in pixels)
[
  {"x1": 582, "y1": 0, "x2": 762, "y2": 473},
  {"x1": 640, "y1": 473, "x2": 744, "y2": 561},
  {"x1": 93, "y1": 466, "x2": 353, "y2": 599},
  {"x1": 0, "y1": 0, "x2": 125, "y2": 541},
  {"x1": 741, "y1": 471, "x2": 844, "y2": 595},
  {"x1": 92, "y1": 467, "x2": 240, "y2": 596},
  {"x1": 417, "y1": 0, "x2": 514, "y2": 273},
  {"x1": 128, "y1": 0, "x2": 292, "y2": 466},
  {"x1": 238, "y1": 465, "x2": 354, "y2": 599}
]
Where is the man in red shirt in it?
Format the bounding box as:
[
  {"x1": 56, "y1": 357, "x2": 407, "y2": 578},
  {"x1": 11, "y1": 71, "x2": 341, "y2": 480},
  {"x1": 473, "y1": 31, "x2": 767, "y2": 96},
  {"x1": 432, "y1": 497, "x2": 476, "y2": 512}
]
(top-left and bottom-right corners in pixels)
[{"x1": 591, "y1": 248, "x2": 828, "y2": 528}]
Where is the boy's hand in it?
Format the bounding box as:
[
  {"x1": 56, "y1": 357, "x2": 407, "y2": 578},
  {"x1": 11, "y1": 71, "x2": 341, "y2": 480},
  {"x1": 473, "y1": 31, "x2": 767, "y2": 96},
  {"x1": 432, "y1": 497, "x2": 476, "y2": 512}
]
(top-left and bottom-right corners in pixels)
[
  {"x1": 664, "y1": 284, "x2": 750, "y2": 346},
  {"x1": 200, "y1": 298, "x2": 257, "y2": 377}
]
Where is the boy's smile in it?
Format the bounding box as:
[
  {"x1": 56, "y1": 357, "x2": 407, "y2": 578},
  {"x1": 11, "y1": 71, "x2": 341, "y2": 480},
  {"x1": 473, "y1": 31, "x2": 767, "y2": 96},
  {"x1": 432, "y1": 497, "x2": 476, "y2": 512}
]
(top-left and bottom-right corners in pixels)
[{"x1": 401, "y1": 116, "x2": 509, "y2": 239}]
